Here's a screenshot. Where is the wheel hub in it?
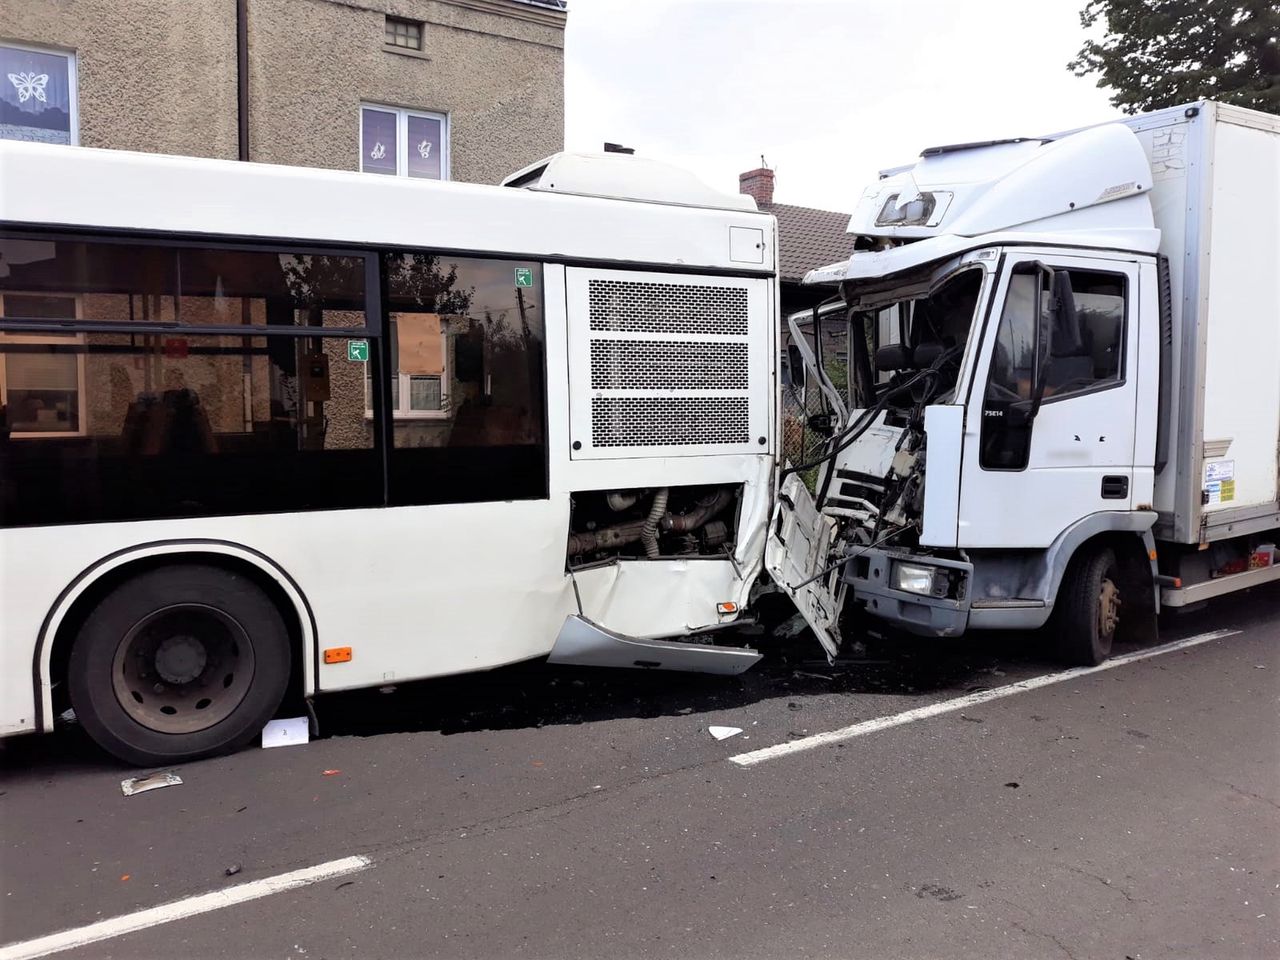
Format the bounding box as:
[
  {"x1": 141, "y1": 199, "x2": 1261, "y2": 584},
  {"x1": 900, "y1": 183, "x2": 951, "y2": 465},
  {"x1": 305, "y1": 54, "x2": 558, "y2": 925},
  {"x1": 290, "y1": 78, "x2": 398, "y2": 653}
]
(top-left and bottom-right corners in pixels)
[
  {"x1": 111, "y1": 604, "x2": 255, "y2": 735},
  {"x1": 1098, "y1": 578, "x2": 1121, "y2": 636},
  {"x1": 154, "y1": 634, "x2": 208, "y2": 685}
]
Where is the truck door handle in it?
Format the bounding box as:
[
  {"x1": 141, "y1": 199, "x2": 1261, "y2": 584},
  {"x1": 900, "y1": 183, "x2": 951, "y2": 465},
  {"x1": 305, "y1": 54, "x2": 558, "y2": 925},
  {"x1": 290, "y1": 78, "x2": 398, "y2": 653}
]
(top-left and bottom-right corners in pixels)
[{"x1": 1101, "y1": 475, "x2": 1129, "y2": 499}]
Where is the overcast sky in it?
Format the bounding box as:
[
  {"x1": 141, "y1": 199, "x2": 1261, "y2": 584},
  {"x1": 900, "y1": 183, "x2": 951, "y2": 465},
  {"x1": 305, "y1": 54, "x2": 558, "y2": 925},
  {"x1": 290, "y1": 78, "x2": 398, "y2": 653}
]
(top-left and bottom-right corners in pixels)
[{"x1": 564, "y1": 0, "x2": 1121, "y2": 211}]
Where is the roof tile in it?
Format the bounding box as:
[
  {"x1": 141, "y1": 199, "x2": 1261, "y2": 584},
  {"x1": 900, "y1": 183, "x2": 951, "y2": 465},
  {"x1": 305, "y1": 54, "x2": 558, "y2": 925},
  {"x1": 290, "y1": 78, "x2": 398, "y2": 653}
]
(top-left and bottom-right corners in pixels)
[{"x1": 761, "y1": 202, "x2": 855, "y2": 282}]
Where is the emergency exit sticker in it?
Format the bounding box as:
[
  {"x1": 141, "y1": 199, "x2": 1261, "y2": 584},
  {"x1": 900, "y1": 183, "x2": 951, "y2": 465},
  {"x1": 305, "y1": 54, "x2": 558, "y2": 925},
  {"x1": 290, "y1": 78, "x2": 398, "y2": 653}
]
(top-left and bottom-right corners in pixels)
[
  {"x1": 347, "y1": 339, "x2": 369, "y2": 363},
  {"x1": 514, "y1": 268, "x2": 534, "y2": 287}
]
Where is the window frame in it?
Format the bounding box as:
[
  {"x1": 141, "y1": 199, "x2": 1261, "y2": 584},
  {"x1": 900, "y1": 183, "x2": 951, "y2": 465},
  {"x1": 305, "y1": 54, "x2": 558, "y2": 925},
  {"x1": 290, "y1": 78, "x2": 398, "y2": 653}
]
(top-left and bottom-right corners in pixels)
[
  {"x1": 0, "y1": 231, "x2": 379, "y2": 336},
  {"x1": 0, "y1": 40, "x2": 78, "y2": 146},
  {"x1": 1035, "y1": 267, "x2": 1129, "y2": 408},
  {"x1": 976, "y1": 259, "x2": 1132, "y2": 472},
  {"x1": 981, "y1": 262, "x2": 1130, "y2": 411},
  {"x1": 0, "y1": 228, "x2": 554, "y2": 523},
  {"x1": 0, "y1": 291, "x2": 86, "y2": 438},
  {"x1": 358, "y1": 103, "x2": 450, "y2": 181},
  {"x1": 384, "y1": 16, "x2": 424, "y2": 51}
]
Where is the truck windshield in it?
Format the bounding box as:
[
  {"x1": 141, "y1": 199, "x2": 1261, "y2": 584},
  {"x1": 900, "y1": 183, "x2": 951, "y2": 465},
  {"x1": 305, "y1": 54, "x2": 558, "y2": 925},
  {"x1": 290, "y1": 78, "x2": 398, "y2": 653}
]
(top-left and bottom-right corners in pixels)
[{"x1": 847, "y1": 267, "x2": 983, "y2": 411}]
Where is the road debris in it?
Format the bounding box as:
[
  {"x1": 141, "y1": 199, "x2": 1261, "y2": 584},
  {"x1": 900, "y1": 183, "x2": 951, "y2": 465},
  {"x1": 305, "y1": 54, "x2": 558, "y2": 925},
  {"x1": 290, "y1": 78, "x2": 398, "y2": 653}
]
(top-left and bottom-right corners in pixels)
[
  {"x1": 225, "y1": 864, "x2": 242, "y2": 877},
  {"x1": 708, "y1": 726, "x2": 743, "y2": 741},
  {"x1": 322, "y1": 769, "x2": 341, "y2": 776},
  {"x1": 120, "y1": 771, "x2": 183, "y2": 797},
  {"x1": 262, "y1": 717, "x2": 310, "y2": 749}
]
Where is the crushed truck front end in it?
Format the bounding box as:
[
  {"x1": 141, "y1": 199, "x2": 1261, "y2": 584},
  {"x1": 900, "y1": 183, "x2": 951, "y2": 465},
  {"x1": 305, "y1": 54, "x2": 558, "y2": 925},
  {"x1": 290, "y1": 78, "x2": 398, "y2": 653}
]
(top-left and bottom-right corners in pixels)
[{"x1": 780, "y1": 119, "x2": 1171, "y2": 659}]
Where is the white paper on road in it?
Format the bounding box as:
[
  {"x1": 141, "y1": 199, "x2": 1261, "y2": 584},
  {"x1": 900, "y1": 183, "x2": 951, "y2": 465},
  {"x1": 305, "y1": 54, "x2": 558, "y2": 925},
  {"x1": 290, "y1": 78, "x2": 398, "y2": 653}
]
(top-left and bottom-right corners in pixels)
[
  {"x1": 261, "y1": 717, "x2": 310, "y2": 749},
  {"x1": 120, "y1": 772, "x2": 183, "y2": 797},
  {"x1": 708, "y1": 726, "x2": 743, "y2": 740}
]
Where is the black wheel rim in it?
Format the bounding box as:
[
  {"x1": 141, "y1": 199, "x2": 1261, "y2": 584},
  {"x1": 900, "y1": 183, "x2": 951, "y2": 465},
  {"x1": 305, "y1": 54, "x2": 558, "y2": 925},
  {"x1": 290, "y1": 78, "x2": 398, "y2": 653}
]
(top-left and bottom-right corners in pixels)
[{"x1": 111, "y1": 604, "x2": 255, "y2": 734}]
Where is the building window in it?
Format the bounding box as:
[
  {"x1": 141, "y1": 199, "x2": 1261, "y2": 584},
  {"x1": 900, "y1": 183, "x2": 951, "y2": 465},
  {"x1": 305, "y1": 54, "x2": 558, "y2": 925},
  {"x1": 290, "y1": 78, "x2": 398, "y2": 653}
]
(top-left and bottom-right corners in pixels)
[
  {"x1": 385, "y1": 16, "x2": 423, "y2": 51},
  {"x1": 359, "y1": 105, "x2": 448, "y2": 180},
  {"x1": 0, "y1": 42, "x2": 77, "y2": 145},
  {"x1": 367, "y1": 313, "x2": 451, "y2": 419}
]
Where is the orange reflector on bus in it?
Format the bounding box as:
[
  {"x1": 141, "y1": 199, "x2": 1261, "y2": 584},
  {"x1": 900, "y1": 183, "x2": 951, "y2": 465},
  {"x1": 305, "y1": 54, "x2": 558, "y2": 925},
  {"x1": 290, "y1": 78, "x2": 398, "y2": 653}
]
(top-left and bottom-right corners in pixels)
[
  {"x1": 324, "y1": 647, "x2": 353, "y2": 664},
  {"x1": 717, "y1": 602, "x2": 737, "y2": 615}
]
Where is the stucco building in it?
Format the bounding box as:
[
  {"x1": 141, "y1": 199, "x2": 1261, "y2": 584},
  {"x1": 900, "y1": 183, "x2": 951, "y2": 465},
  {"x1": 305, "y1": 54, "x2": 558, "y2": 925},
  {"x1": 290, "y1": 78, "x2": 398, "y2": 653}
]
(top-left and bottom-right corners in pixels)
[{"x1": 0, "y1": 0, "x2": 567, "y2": 184}]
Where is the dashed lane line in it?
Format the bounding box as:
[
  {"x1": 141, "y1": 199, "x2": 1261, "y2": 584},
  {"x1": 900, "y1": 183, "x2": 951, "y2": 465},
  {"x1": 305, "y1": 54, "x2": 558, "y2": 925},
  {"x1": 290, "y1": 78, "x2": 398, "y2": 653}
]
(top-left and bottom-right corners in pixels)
[{"x1": 0, "y1": 855, "x2": 371, "y2": 960}]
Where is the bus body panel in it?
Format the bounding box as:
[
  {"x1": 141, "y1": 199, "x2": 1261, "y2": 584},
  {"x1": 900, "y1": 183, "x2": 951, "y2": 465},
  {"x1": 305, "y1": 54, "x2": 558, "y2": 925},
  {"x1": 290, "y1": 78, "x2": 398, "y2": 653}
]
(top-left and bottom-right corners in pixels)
[
  {"x1": 0, "y1": 141, "x2": 772, "y2": 278},
  {"x1": 0, "y1": 143, "x2": 784, "y2": 744}
]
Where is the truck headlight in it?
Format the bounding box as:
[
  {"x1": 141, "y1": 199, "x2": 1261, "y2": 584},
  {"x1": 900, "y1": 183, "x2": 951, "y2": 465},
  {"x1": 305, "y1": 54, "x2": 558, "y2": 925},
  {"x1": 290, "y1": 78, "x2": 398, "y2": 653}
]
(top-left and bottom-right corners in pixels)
[{"x1": 891, "y1": 562, "x2": 936, "y2": 595}]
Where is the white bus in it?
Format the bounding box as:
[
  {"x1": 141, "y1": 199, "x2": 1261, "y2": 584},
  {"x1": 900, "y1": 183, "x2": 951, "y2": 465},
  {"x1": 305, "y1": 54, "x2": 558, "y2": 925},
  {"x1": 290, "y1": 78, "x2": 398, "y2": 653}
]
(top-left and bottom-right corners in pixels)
[{"x1": 0, "y1": 142, "x2": 792, "y2": 765}]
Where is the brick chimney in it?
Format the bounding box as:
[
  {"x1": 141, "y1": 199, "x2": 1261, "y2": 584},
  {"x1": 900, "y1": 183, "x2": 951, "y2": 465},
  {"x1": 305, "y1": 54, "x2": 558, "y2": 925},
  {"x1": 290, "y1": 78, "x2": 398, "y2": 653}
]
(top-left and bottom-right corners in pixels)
[{"x1": 739, "y1": 166, "x2": 774, "y2": 207}]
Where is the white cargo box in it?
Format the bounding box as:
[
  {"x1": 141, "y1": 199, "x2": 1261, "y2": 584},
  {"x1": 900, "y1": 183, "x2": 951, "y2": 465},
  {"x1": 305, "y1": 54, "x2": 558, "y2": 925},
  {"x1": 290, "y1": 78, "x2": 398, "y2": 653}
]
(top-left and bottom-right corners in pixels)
[{"x1": 1125, "y1": 103, "x2": 1280, "y2": 544}]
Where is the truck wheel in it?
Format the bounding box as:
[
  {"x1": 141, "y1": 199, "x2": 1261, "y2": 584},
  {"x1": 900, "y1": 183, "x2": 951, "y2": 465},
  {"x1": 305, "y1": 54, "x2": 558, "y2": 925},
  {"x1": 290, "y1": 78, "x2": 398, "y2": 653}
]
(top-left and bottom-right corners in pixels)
[
  {"x1": 68, "y1": 565, "x2": 291, "y2": 766},
  {"x1": 1055, "y1": 546, "x2": 1121, "y2": 666}
]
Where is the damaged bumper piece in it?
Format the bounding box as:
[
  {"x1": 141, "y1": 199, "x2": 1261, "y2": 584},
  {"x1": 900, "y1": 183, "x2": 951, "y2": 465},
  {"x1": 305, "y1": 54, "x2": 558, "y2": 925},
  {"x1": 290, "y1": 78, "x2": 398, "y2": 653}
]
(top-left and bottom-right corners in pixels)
[
  {"x1": 548, "y1": 615, "x2": 762, "y2": 675},
  {"x1": 843, "y1": 548, "x2": 973, "y2": 637}
]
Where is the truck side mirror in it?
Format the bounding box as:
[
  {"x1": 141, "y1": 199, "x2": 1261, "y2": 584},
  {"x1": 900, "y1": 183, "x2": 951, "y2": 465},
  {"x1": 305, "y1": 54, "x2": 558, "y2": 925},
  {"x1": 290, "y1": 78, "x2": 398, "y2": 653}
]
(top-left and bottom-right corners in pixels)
[{"x1": 1028, "y1": 262, "x2": 1061, "y2": 419}]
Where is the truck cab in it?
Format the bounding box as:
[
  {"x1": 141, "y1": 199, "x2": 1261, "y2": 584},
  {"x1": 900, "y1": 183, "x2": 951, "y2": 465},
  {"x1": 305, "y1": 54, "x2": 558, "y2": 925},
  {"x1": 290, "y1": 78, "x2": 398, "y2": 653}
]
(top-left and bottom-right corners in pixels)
[{"x1": 772, "y1": 121, "x2": 1169, "y2": 664}]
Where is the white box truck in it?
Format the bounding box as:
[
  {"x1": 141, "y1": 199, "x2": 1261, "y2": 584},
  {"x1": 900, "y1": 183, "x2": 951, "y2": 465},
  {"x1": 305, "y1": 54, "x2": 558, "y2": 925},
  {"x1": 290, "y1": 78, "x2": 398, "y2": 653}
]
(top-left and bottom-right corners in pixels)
[{"x1": 773, "y1": 101, "x2": 1279, "y2": 665}]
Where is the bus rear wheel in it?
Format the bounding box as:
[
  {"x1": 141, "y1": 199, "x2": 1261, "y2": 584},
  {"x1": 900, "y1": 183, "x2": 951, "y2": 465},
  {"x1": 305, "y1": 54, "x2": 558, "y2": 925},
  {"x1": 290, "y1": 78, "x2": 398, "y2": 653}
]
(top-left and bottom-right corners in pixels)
[{"x1": 68, "y1": 565, "x2": 291, "y2": 766}]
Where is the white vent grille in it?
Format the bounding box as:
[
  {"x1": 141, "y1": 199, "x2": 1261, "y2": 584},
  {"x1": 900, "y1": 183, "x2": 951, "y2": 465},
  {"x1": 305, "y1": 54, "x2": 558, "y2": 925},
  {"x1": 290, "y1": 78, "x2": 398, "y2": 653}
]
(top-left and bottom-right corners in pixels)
[
  {"x1": 589, "y1": 340, "x2": 749, "y2": 391},
  {"x1": 567, "y1": 268, "x2": 768, "y2": 459},
  {"x1": 591, "y1": 397, "x2": 750, "y2": 447},
  {"x1": 588, "y1": 279, "x2": 749, "y2": 336}
]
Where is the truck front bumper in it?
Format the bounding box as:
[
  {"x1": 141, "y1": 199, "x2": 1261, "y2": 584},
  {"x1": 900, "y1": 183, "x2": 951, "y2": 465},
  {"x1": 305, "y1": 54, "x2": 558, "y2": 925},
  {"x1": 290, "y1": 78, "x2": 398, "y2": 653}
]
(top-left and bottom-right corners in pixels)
[{"x1": 842, "y1": 548, "x2": 973, "y2": 637}]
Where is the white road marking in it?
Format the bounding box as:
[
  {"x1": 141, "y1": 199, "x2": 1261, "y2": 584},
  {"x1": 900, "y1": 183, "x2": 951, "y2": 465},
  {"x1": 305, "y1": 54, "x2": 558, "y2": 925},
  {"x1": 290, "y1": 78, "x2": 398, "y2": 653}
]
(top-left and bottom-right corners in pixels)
[
  {"x1": 0, "y1": 855, "x2": 371, "y2": 960},
  {"x1": 730, "y1": 629, "x2": 1243, "y2": 767}
]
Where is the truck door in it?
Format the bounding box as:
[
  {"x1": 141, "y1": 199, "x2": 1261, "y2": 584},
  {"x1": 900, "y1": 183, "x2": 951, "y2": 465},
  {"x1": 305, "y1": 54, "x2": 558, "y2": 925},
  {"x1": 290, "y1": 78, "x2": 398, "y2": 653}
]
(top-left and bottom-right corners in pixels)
[
  {"x1": 766, "y1": 309, "x2": 849, "y2": 661},
  {"x1": 956, "y1": 254, "x2": 1140, "y2": 548},
  {"x1": 765, "y1": 472, "x2": 844, "y2": 660}
]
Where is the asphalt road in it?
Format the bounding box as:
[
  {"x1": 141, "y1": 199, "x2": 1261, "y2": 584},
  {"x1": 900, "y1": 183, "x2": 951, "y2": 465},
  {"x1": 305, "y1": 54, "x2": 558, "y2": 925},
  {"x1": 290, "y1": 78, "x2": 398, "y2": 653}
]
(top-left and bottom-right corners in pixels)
[{"x1": 1, "y1": 585, "x2": 1277, "y2": 960}]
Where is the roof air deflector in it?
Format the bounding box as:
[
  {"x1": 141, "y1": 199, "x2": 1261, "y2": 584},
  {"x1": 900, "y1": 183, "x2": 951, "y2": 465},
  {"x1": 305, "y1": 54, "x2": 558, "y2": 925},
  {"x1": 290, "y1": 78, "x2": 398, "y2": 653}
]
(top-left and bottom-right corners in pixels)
[{"x1": 919, "y1": 137, "x2": 1046, "y2": 157}]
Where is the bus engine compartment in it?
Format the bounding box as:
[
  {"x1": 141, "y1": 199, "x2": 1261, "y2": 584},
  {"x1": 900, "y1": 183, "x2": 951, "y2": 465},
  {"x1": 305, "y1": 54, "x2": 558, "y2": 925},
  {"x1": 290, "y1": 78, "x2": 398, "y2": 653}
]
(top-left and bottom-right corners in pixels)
[{"x1": 567, "y1": 484, "x2": 741, "y2": 567}]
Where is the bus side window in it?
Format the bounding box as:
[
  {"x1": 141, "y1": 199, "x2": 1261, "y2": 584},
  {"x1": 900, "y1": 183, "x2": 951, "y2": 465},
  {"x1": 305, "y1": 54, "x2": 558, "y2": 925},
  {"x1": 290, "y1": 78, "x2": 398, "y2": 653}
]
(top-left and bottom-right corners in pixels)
[
  {"x1": 0, "y1": 235, "x2": 382, "y2": 527},
  {"x1": 382, "y1": 253, "x2": 548, "y2": 506}
]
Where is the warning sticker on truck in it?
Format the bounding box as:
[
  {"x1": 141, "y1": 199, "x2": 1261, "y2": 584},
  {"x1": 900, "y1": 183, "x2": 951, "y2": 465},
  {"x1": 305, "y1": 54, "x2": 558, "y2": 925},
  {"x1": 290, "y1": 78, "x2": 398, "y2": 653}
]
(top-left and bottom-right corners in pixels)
[
  {"x1": 1203, "y1": 461, "x2": 1236, "y2": 505},
  {"x1": 1204, "y1": 460, "x2": 1235, "y2": 483}
]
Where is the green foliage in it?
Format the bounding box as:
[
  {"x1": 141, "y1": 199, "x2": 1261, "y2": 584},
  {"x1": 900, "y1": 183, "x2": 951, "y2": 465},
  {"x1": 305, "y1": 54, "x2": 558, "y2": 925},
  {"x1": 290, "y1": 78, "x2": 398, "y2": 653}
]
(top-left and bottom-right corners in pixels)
[
  {"x1": 1069, "y1": 0, "x2": 1280, "y2": 114},
  {"x1": 823, "y1": 357, "x2": 850, "y2": 406}
]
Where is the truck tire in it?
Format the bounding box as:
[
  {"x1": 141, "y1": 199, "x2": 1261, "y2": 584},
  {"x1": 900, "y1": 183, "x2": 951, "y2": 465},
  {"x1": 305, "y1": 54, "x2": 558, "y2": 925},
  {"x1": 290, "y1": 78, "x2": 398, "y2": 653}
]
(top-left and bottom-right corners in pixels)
[
  {"x1": 1055, "y1": 545, "x2": 1121, "y2": 666},
  {"x1": 68, "y1": 565, "x2": 291, "y2": 766}
]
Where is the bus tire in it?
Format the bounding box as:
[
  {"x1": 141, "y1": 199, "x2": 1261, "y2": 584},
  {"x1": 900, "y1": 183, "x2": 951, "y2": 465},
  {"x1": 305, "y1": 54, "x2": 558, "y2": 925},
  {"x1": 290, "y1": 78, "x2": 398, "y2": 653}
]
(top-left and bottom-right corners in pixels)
[
  {"x1": 1054, "y1": 545, "x2": 1120, "y2": 666},
  {"x1": 67, "y1": 564, "x2": 291, "y2": 766}
]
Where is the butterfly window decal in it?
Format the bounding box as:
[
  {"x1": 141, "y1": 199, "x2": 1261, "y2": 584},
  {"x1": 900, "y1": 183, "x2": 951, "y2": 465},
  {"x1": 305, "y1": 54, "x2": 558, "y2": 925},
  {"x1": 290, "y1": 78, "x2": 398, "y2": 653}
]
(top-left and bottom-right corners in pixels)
[
  {"x1": 369, "y1": 141, "x2": 387, "y2": 161},
  {"x1": 8, "y1": 71, "x2": 49, "y2": 104},
  {"x1": 417, "y1": 140, "x2": 432, "y2": 160}
]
